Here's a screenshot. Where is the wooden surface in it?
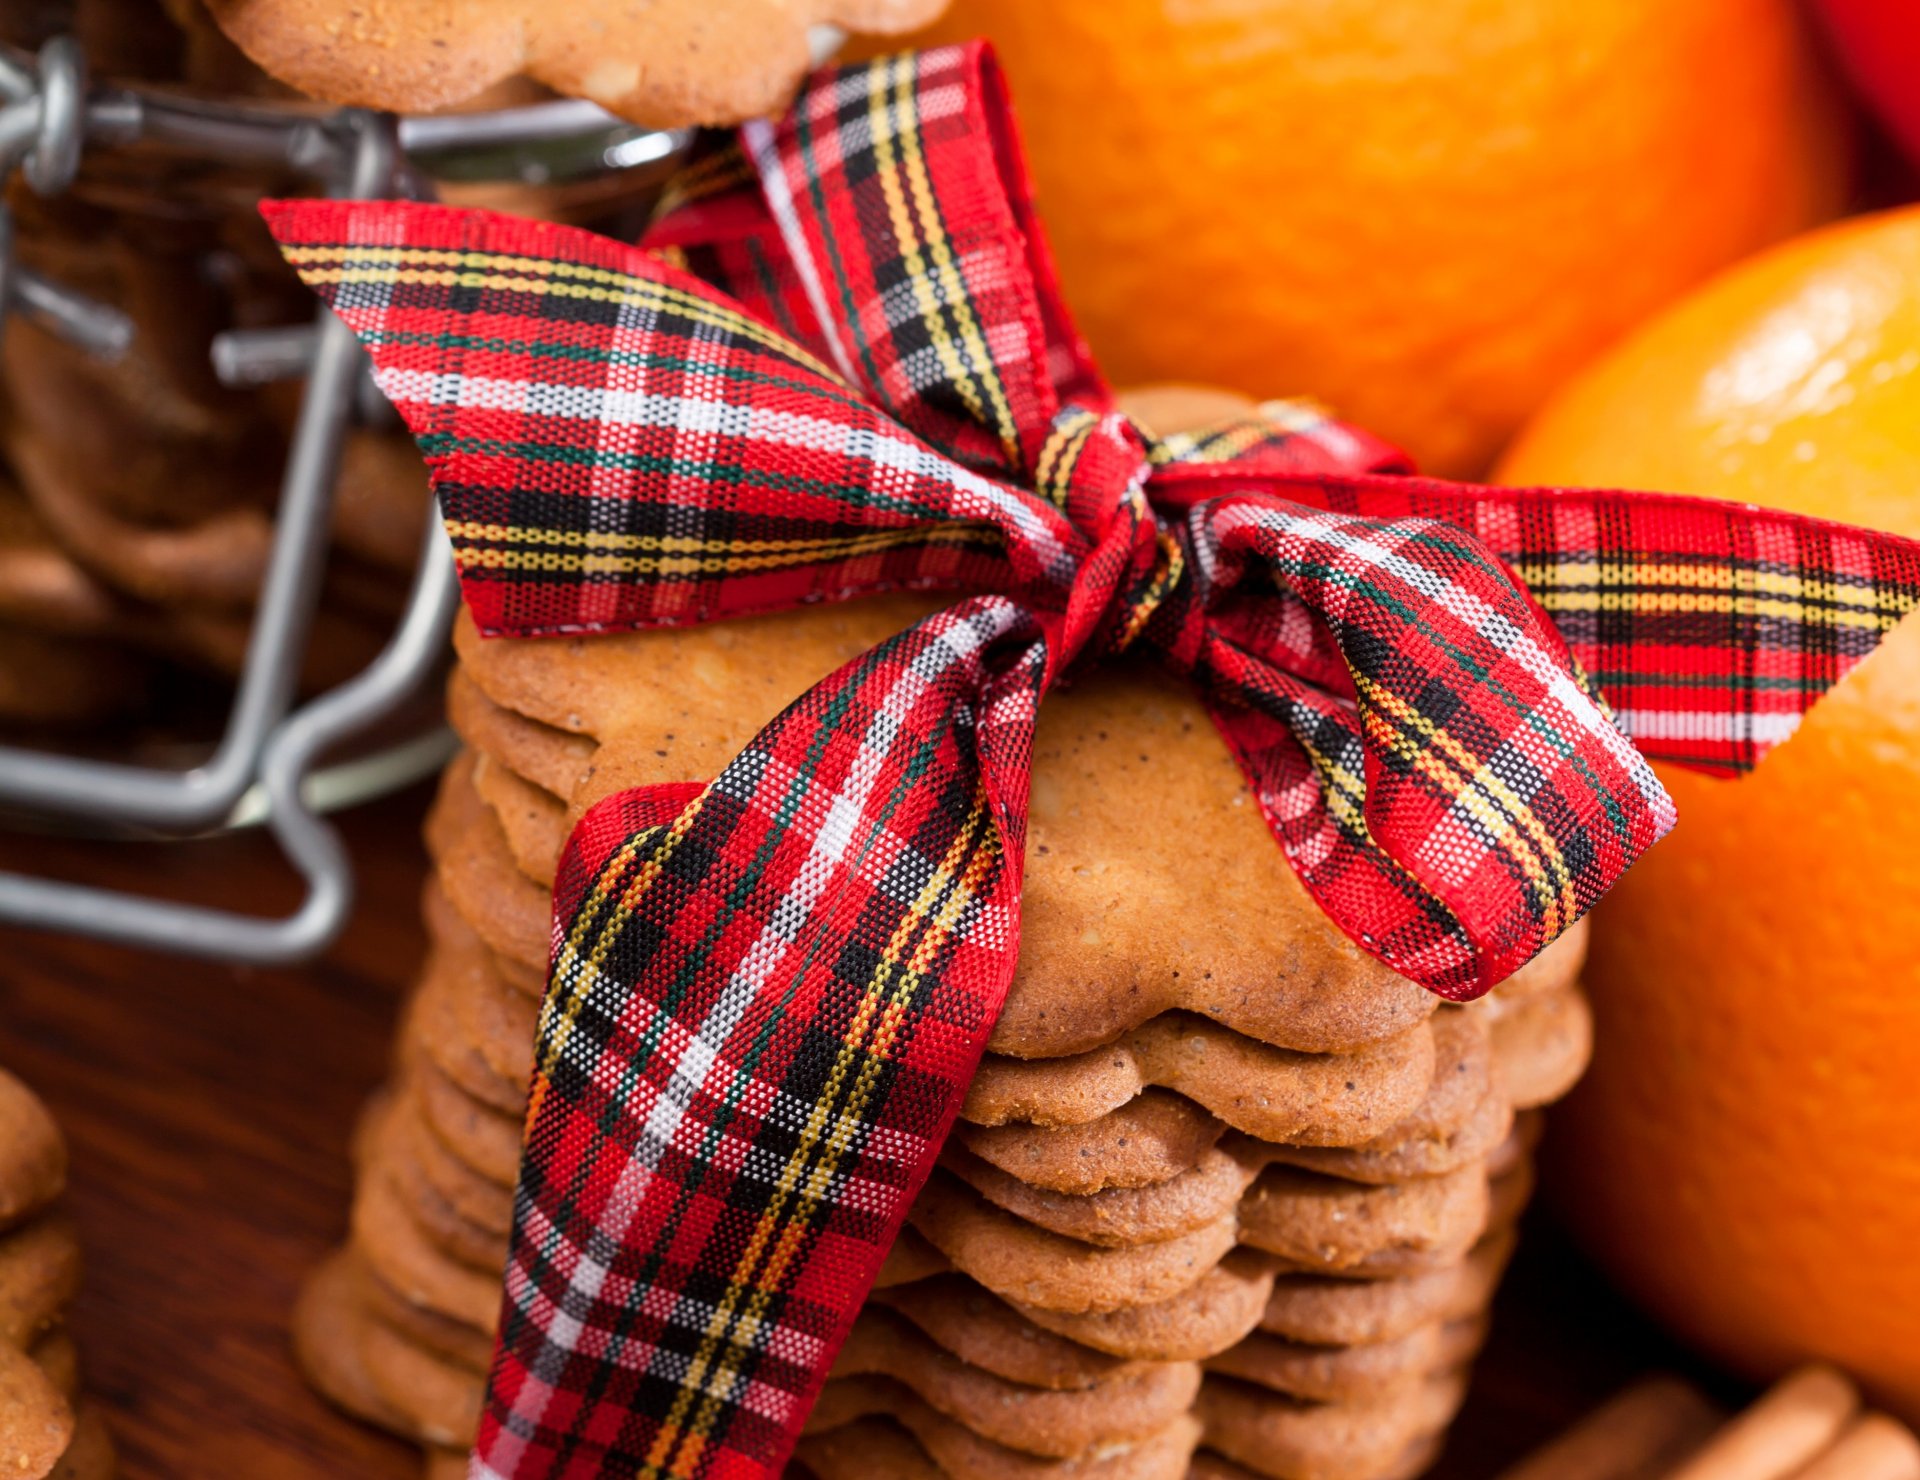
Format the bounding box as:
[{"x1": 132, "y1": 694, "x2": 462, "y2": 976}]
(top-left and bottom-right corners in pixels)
[{"x1": 0, "y1": 782, "x2": 1731, "y2": 1478}]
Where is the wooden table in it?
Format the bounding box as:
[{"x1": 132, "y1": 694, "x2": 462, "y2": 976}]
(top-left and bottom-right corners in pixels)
[{"x1": 0, "y1": 784, "x2": 1730, "y2": 1478}]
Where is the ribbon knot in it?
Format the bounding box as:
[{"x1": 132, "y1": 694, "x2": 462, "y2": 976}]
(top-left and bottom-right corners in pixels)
[{"x1": 1030, "y1": 402, "x2": 1186, "y2": 671}]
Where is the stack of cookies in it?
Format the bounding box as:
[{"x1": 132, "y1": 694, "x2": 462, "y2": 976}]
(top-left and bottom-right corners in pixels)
[
  {"x1": 295, "y1": 554, "x2": 1594, "y2": 1479},
  {"x1": 0, "y1": 1067, "x2": 115, "y2": 1479}
]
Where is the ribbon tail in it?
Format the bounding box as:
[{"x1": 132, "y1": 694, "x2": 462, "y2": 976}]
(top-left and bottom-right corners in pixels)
[{"x1": 474, "y1": 596, "x2": 1047, "y2": 1480}]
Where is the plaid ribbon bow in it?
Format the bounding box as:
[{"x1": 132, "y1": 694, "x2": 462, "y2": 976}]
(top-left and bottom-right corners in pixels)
[{"x1": 265, "y1": 43, "x2": 1920, "y2": 1480}]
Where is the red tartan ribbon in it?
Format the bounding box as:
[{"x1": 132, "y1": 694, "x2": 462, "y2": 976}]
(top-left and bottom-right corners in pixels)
[{"x1": 265, "y1": 43, "x2": 1920, "y2": 1480}]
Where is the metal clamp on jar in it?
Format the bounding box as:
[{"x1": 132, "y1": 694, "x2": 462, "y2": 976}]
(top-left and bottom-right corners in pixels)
[{"x1": 0, "y1": 25, "x2": 719, "y2": 961}]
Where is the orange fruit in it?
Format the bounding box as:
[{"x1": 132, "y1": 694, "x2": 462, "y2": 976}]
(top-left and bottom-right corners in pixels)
[
  {"x1": 1496, "y1": 207, "x2": 1920, "y2": 1418},
  {"x1": 871, "y1": 0, "x2": 1852, "y2": 476}
]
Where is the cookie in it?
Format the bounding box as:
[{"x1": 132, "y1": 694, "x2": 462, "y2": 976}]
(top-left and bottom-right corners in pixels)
[
  {"x1": 1237, "y1": 1163, "x2": 1489, "y2": 1277},
  {"x1": 831, "y1": 1306, "x2": 1200, "y2": 1458},
  {"x1": 294, "y1": 1251, "x2": 413, "y2": 1435},
  {"x1": 1488, "y1": 984, "x2": 1594, "y2": 1111},
  {"x1": 796, "y1": 1416, "x2": 943, "y2": 1480},
  {"x1": 954, "y1": 1089, "x2": 1225, "y2": 1197},
  {"x1": 874, "y1": 1227, "x2": 952, "y2": 1289},
  {"x1": 202, "y1": 0, "x2": 948, "y2": 126},
  {"x1": 0, "y1": 1070, "x2": 66, "y2": 1232},
  {"x1": 1198, "y1": 1369, "x2": 1470, "y2": 1480},
  {"x1": 421, "y1": 874, "x2": 547, "y2": 1003},
  {"x1": 0, "y1": 1215, "x2": 83, "y2": 1349},
  {"x1": 424, "y1": 1450, "x2": 470, "y2": 1480},
  {"x1": 455, "y1": 599, "x2": 1439, "y2": 1056},
  {"x1": 872, "y1": 1275, "x2": 1150, "y2": 1391},
  {"x1": 351, "y1": 1153, "x2": 504, "y2": 1333},
  {"x1": 435, "y1": 803, "x2": 553, "y2": 977},
  {"x1": 368, "y1": 1117, "x2": 512, "y2": 1276},
  {"x1": 358, "y1": 1300, "x2": 485, "y2": 1450},
  {"x1": 908, "y1": 1170, "x2": 1240, "y2": 1316},
  {"x1": 1013, "y1": 1250, "x2": 1277, "y2": 1362},
  {"x1": 354, "y1": 1251, "x2": 496, "y2": 1375},
  {"x1": 389, "y1": 1088, "x2": 516, "y2": 1240},
  {"x1": 810, "y1": 1375, "x2": 1202, "y2": 1479},
  {"x1": 1259, "y1": 1231, "x2": 1516, "y2": 1348},
  {"x1": 942, "y1": 1141, "x2": 1254, "y2": 1249},
  {"x1": 961, "y1": 1015, "x2": 1436, "y2": 1145},
  {"x1": 447, "y1": 668, "x2": 596, "y2": 801},
  {"x1": 1189, "y1": 1434, "x2": 1442, "y2": 1480},
  {"x1": 0, "y1": 1336, "x2": 73, "y2": 1479},
  {"x1": 1207, "y1": 1316, "x2": 1487, "y2": 1407},
  {"x1": 944, "y1": 1137, "x2": 1490, "y2": 1259},
  {"x1": 469, "y1": 751, "x2": 568, "y2": 889},
  {"x1": 410, "y1": 1059, "x2": 525, "y2": 1190},
  {"x1": 1204, "y1": 1324, "x2": 1444, "y2": 1406},
  {"x1": 410, "y1": 947, "x2": 526, "y2": 1117}
]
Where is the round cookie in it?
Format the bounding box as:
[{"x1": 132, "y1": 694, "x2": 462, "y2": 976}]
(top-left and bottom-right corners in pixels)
[
  {"x1": 832, "y1": 1306, "x2": 1200, "y2": 1459},
  {"x1": 873, "y1": 1275, "x2": 1150, "y2": 1391},
  {"x1": 0, "y1": 1214, "x2": 84, "y2": 1349},
  {"x1": 954, "y1": 1089, "x2": 1225, "y2": 1197},
  {"x1": 351, "y1": 1156, "x2": 504, "y2": 1334},
  {"x1": 1015, "y1": 1250, "x2": 1278, "y2": 1362},
  {"x1": 961, "y1": 1014, "x2": 1436, "y2": 1146},
  {"x1": 0, "y1": 1070, "x2": 66, "y2": 1231}
]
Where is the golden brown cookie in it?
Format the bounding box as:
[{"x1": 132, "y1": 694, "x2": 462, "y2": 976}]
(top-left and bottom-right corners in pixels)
[
  {"x1": 831, "y1": 1306, "x2": 1200, "y2": 1458},
  {"x1": 1198, "y1": 1368, "x2": 1469, "y2": 1480},
  {"x1": 390, "y1": 1097, "x2": 514, "y2": 1240},
  {"x1": 1189, "y1": 1434, "x2": 1441, "y2": 1480},
  {"x1": 1013, "y1": 1250, "x2": 1277, "y2": 1362},
  {"x1": 436, "y1": 803, "x2": 553, "y2": 977},
  {"x1": 908, "y1": 1170, "x2": 1238, "y2": 1316},
  {"x1": 1259, "y1": 1231, "x2": 1516, "y2": 1349},
  {"x1": 954, "y1": 1089, "x2": 1225, "y2": 1197},
  {"x1": 1205, "y1": 1324, "x2": 1444, "y2": 1406},
  {"x1": 810, "y1": 1374, "x2": 1202, "y2": 1479},
  {"x1": 0, "y1": 1335, "x2": 74, "y2": 1480},
  {"x1": 351, "y1": 1155, "x2": 504, "y2": 1334},
  {"x1": 1236, "y1": 1163, "x2": 1489, "y2": 1277},
  {"x1": 424, "y1": 1449, "x2": 470, "y2": 1480},
  {"x1": 28, "y1": 1327, "x2": 80, "y2": 1403},
  {"x1": 943, "y1": 1141, "x2": 1253, "y2": 1249},
  {"x1": 447, "y1": 668, "x2": 596, "y2": 801},
  {"x1": 872, "y1": 1275, "x2": 1149, "y2": 1391},
  {"x1": 0, "y1": 1214, "x2": 83, "y2": 1349},
  {"x1": 355, "y1": 1252, "x2": 496, "y2": 1376},
  {"x1": 358, "y1": 1301, "x2": 485, "y2": 1451},
  {"x1": 0, "y1": 1070, "x2": 66, "y2": 1232},
  {"x1": 422, "y1": 873, "x2": 547, "y2": 1004},
  {"x1": 411, "y1": 947, "x2": 526, "y2": 1118},
  {"x1": 456, "y1": 598, "x2": 1438, "y2": 1056},
  {"x1": 470, "y1": 751, "x2": 568, "y2": 889},
  {"x1": 370, "y1": 1120, "x2": 512, "y2": 1277},
  {"x1": 410, "y1": 1059, "x2": 525, "y2": 1190},
  {"x1": 294, "y1": 1251, "x2": 414, "y2": 1435},
  {"x1": 1488, "y1": 984, "x2": 1593, "y2": 1111},
  {"x1": 796, "y1": 1416, "x2": 943, "y2": 1480},
  {"x1": 201, "y1": 0, "x2": 948, "y2": 126},
  {"x1": 961, "y1": 1015, "x2": 1436, "y2": 1145}
]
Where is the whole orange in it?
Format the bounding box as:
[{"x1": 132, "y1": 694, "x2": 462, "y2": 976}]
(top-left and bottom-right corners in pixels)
[
  {"x1": 1497, "y1": 208, "x2": 1920, "y2": 1418},
  {"x1": 873, "y1": 0, "x2": 1852, "y2": 476}
]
